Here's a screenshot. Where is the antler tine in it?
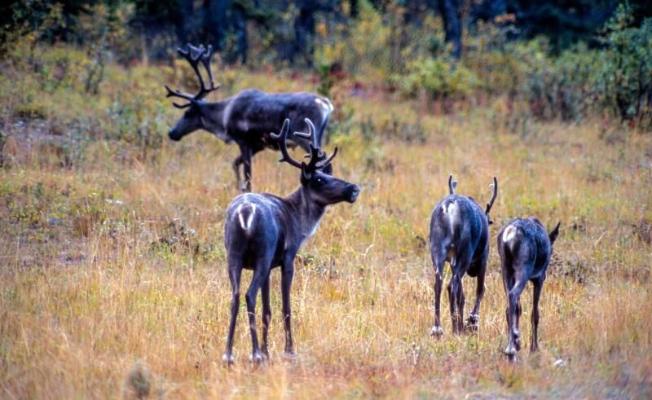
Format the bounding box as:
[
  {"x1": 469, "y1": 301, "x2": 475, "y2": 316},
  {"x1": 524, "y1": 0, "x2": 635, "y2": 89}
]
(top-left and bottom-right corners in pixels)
[
  {"x1": 269, "y1": 118, "x2": 289, "y2": 140},
  {"x1": 315, "y1": 146, "x2": 338, "y2": 169},
  {"x1": 165, "y1": 85, "x2": 193, "y2": 100},
  {"x1": 199, "y1": 44, "x2": 219, "y2": 91},
  {"x1": 448, "y1": 175, "x2": 457, "y2": 195},
  {"x1": 294, "y1": 118, "x2": 327, "y2": 162},
  {"x1": 304, "y1": 118, "x2": 319, "y2": 149},
  {"x1": 175, "y1": 43, "x2": 219, "y2": 100},
  {"x1": 271, "y1": 119, "x2": 304, "y2": 169},
  {"x1": 178, "y1": 44, "x2": 206, "y2": 91},
  {"x1": 485, "y1": 177, "x2": 498, "y2": 215},
  {"x1": 164, "y1": 85, "x2": 193, "y2": 108},
  {"x1": 292, "y1": 117, "x2": 315, "y2": 142},
  {"x1": 166, "y1": 43, "x2": 219, "y2": 108}
]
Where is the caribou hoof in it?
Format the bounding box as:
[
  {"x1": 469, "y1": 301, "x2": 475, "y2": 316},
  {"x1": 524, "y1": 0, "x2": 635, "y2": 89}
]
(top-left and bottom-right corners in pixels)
[
  {"x1": 222, "y1": 352, "x2": 235, "y2": 366},
  {"x1": 504, "y1": 345, "x2": 517, "y2": 362},
  {"x1": 282, "y1": 351, "x2": 297, "y2": 361},
  {"x1": 465, "y1": 315, "x2": 480, "y2": 332},
  {"x1": 250, "y1": 351, "x2": 267, "y2": 365},
  {"x1": 430, "y1": 326, "x2": 444, "y2": 337},
  {"x1": 513, "y1": 335, "x2": 521, "y2": 351}
]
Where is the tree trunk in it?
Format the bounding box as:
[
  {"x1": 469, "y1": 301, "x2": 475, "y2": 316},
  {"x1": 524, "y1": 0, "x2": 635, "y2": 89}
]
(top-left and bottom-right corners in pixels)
[
  {"x1": 204, "y1": 0, "x2": 231, "y2": 51},
  {"x1": 175, "y1": 0, "x2": 194, "y2": 44},
  {"x1": 294, "y1": 0, "x2": 317, "y2": 67},
  {"x1": 438, "y1": 0, "x2": 462, "y2": 59},
  {"x1": 232, "y1": 4, "x2": 248, "y2": 64},
  {"x1": 349, "y1": 0, "x2": 358, "y2": 18}
]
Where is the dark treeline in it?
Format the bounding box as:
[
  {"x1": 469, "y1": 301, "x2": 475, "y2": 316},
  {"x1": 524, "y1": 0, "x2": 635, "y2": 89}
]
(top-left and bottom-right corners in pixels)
[{"x1": 2, "y1": 0, "x2": 651, "y2": 65}]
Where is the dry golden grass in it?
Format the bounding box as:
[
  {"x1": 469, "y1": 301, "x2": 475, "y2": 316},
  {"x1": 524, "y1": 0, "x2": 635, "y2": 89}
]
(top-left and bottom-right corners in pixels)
[{"x1": 1, "y1": 67, "x2": 652, "y2": 398}]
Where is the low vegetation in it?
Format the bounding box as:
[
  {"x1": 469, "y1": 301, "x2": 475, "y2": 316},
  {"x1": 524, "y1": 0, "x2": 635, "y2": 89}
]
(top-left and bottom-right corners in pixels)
[{"x1": 1, "y1": 41, "x2": 651, "y2": 398}]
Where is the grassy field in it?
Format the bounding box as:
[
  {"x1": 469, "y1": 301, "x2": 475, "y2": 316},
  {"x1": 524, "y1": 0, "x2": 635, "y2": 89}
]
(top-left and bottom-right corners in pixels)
[{"x1": 1, "y1": 57, "x2": 652, "y2": 398}]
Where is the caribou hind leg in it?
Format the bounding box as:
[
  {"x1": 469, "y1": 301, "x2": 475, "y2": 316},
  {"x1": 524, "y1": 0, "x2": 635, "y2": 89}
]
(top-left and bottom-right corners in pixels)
[
  {"x1": 261, "y1": 274, "x2": 272, "y2": 359},
  {"x1": 504, "y1": 273, "x2": 528, "y2": 361},
  {"x1": 245, "y1": 254, "x2": 273, "y2": 364},
  {"x1": 530, "y1": 278, "x2": 543, "y2": 352},
  {"x1": 223, "y1": 255, "x2": 243, "y2": 365},
  {"x1": 430, "y1": 248, "x2": 446, "y2": 337},
  {"x1": 466, "y1": 269, "x2": 485, "y2": 332}
]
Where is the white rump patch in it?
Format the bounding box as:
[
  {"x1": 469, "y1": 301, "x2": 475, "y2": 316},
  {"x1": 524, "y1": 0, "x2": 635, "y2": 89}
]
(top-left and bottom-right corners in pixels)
[
  {"x1": 315, "y1": 97, "x2": 334, "y2": 115},
  {"x1": 503, "y1": 225, "x2": 517, "y2": 242},
  {"x1": 442, "y1": 201, "x2": 460, "y2": 233},
  {"x1": 236, "y1": 203, "x2": 256, "y2": 232},
  {"x1": 443, "y1": 201, "x2": 458, "y2": 215}
]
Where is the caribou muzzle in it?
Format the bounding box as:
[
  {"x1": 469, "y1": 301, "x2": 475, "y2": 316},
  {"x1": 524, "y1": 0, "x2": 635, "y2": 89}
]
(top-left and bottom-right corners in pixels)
[{"x1": 347, "y1": 185, "x2": 361, "y2": 203}]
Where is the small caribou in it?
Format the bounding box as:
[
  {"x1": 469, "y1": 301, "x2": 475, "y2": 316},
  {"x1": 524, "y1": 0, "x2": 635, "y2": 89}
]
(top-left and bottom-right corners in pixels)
[
  {"x1": 222, "y1": 118, "x2": 359, "y2": 364},
  {"x1": 165, "y1": 43, "x2": 334, "y2": 192},
  {"x1": 429, "y1": 175, "x2": 498, "y2": 336},
  {"x1": 497, "y1": 218, "x2": 560, "y2": 361}
]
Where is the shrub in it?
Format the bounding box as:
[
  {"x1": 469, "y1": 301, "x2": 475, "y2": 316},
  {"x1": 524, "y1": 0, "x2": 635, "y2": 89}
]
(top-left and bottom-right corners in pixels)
[
  {"x1": 523, "y1": 44, "x2": 598, "y2": 122},
  {"x1": 594, "y1": 3, "x2": 652, "y2": 124},
  {"x1": 400, "y1": 58, "x2": 478, "y2": 101}
]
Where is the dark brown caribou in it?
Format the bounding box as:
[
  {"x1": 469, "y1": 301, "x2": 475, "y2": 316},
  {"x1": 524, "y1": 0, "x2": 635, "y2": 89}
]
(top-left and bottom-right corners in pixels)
[
  {"x1": 222, "y1": 118, "x2": 359, "y2": 364},
  {"x1": 497, "y1": 217, "x2": 560, "y2": 361},
  {"x1": 164, "y1": 43, "x2": 334, "y2": 192}
]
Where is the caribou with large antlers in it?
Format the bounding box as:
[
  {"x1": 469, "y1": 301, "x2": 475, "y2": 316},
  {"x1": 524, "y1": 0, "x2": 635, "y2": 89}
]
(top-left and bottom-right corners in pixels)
[
  {"x1": 222, "y1": 118, "x2": 359, "y2": 364},
  {"x1": 165, "y1": 43, "x2": 335, "y2": 192},
  {"x1": 429, "y1": 175, "x2": 498, "y2": 336}
]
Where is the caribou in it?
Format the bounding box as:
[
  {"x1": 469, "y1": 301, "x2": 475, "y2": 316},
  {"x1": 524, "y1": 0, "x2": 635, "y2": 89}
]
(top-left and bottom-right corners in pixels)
[
  {"x1": 497, "y1": 218, "x2": 560, "y2": 361},
  {"x1": 164, "y1": 43, "x2": 334, "y2": 192},
  {"x1": 222, "y1": 118, "x2": 359, "y2": 364},
  {"x1": 429, "y1": 175, "x2": 498, "y2": 336}
]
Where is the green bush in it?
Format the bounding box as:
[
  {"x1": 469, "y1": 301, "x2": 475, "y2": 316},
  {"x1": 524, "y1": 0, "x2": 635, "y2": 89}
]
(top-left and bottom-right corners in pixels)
[
  {"x1": 595, "y1": 3, "x2": 652, "y2": 123},
  {"x1": 522, "y1": 44, "x2": 598, "y2": 122},
  {"x1": 400, "y1": 58, "x2": 478, "y2": 100},
  {"x1": 516, "y1": 4, "x2": 652, "y2": 127}
]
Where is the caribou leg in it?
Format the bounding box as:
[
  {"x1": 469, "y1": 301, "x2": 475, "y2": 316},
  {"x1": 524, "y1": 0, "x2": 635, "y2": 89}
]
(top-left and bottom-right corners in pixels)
[
  {"x1": 223, "y1": 256, "x2": 243, "y2": 365},
  {"x1": 261, "y1": 274, "x2": 272, "y2": 358},
  {"x1": 232, "y1": 155, "x2": 243, "y2": 191},
  {"x1": 531, "y1": 278, "x2": 543, "y2": 352},
  {"x1": 281, "y1": 259, "x2": 295, "y2": 357},
  {"x1": 242, "y1": 147, "x2": 252, "y2": 192},
  {"x1": 430, "y1": 250, "x2": 446, "y2": 337}
]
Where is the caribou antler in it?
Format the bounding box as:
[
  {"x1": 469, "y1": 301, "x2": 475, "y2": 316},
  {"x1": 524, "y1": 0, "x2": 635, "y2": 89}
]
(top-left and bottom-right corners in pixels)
[
  {"x1": 271, "y1": 118, "x2": 337, "y2": 171},
  {"x1": 271, "y1": 119, "x2": 304, "y2": 168},
  {"x1": 165, "y1": 43, "x2": 220, "y2": 108},
  {"x1": 485, "y1": 177, "x2": 498, "y2": 216},
  {"x1": 165, "y1": 85, "x2": 195, "y2": 108}
]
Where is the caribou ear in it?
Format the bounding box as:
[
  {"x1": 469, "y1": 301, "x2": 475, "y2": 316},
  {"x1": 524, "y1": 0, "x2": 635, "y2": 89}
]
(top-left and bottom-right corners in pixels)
[
  {"x1": 548, "y1": 222, "x2": 561, "y2": 245},
  {"x1": 300, "y1": 163, "x2": 312, "y2": 182}
]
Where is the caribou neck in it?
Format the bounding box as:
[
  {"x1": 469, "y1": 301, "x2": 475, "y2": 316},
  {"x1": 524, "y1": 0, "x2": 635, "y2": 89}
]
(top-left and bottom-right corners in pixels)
[
  {"x1": 198, "y1": 100, "x2": 229, "y2": 134},
  {"x1": 286, "y1": 186, "x2": 326, "y2": 237}
]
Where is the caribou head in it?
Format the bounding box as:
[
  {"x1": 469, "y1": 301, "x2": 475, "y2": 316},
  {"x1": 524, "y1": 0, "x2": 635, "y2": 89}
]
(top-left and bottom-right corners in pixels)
[
  {"x1": 272, "y1": 118, "x2": 358, "y2": 205},
  {"x1": 165, "y1": 44, "x2": 221, "y2": 141}
]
